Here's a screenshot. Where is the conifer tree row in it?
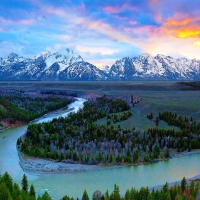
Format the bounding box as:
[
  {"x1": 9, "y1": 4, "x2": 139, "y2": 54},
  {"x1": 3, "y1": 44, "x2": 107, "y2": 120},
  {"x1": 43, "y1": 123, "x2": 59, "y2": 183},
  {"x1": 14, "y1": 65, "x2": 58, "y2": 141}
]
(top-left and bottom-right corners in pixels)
[
  {"x1": 0, "y1": 172, "x2": 199, "y2": 200},
  {"x1": 0, "y1": 94, "x2": 73, "y2": 123}
]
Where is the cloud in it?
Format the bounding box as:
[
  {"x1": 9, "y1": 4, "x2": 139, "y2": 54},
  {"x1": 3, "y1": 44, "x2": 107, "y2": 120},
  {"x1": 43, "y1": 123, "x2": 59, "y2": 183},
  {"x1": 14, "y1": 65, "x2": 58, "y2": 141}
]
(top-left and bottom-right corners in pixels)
[
  {"x1": 103, "y1": 4, "x2": 137, "y2": 14},
  {"x1": 2, "y1": 0, "x2": 200, "y2": 67},
  {"x1": 0, "y1": 41, "x2": 24, "y2": 58},
  {"x1": 150, "y1": 0, "x2": 158, "y2": 3},
  {"x1": 194, "y1": 41, "x2": 200, "y2": 48},
  {"x1": 114, "y1": 15, "x2": 128, "y2": 21},
  {"x1": 76, "y1": 40, "x2": 142, "y2": 68},
  {"x1": 0, "y1": 17, "x2": 35, "y2": 25},
  {"x1": 129, "y1": 20, "x2": 137, "y2": 25}
]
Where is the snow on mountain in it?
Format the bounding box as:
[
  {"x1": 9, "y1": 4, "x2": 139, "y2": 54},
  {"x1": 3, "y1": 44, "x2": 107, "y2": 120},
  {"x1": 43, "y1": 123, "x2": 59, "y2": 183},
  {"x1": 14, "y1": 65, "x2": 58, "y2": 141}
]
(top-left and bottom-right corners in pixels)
[
  {"x1": 0, "y1": 50, "x2": 200, "y2": 81},
  {"x1": 109, "y1": 54, "x2": 200, "y2": 80},
  {"x1": 102, "y1": 65, "x2": 111, "y2": 74},
  {"x1": 0, "y1": 48, "x2": 108, "y2": 81}
]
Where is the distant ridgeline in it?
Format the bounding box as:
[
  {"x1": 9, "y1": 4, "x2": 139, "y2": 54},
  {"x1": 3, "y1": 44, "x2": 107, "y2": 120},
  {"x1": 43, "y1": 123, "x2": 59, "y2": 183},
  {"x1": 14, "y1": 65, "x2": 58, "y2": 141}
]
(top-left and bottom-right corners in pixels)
[
  {"x1": 178, "y1": 81, "x2": 200, "y2": 90},
  {"x1": 0, "y1": 93, "x2": 73, "y2": 124},
  {"x1": 1, "y1": 50, "x2": 200, "y2": 80},
  {"x1": 0, "y1": 172, "x2": 199, "y2": 200},
  {"x1": 18, "y1": 95, "x2": 200, "y2": 165}
]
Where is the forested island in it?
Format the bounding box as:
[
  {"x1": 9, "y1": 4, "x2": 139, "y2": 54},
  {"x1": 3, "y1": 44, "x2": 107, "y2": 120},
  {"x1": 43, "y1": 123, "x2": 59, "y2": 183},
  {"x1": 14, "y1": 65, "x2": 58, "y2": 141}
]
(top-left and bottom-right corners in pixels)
[
  {"x1": 18, "y1": 95, "x2": 200, "y2": 165},
  {"x1": 0, "y1": 172, "x2": 199, "y2": 200}
]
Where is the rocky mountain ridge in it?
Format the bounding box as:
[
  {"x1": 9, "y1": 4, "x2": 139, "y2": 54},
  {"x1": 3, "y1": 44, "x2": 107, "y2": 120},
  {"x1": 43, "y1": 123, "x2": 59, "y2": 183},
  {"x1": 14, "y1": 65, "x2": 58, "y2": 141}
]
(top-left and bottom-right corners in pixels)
[
  {"x1": 0, "y1": 49, "x2": 107, "y2": 81},
  {"x1": 0, "y1": 49, "x2": 200, "y2": 80}
]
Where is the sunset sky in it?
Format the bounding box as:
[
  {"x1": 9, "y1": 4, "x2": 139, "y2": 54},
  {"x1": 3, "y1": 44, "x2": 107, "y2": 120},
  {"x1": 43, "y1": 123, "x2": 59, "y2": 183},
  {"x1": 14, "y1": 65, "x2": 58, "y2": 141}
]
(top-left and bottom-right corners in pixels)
[{"x1": 1, "y1": 0, "x2": 200, "y2": 68}]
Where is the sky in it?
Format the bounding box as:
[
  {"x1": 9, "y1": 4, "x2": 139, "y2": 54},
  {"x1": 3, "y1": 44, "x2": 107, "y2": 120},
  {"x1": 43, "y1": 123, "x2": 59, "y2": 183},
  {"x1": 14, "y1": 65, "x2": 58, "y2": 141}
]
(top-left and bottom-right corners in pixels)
[{"x1": 1, "y1": 0, "x2": 200, "y2": 69}]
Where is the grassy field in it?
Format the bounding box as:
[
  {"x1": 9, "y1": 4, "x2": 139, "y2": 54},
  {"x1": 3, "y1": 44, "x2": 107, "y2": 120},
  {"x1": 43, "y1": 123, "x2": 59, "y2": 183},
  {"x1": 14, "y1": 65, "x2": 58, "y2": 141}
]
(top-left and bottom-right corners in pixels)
[{"x1": 95, "y1": 105, "x2": 181, "y2": 131}]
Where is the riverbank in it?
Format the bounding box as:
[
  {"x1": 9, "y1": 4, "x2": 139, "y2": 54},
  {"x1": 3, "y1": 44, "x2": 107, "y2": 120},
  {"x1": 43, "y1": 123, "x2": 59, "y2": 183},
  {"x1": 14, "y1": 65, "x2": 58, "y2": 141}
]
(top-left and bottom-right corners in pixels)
[
  {"x1": 18, "y1": 147, "x2": 200, "y2": 200},
  {"x1": 18, "y1": 150, "x2": 103, "y2": 174},
  {"x1": 0, "y1": 120, "x2": 24, "y2": 133},
  {"x1": 18, "y1": 147, "x2": 200, "y2": 175},
  {"x1": 0, "y1": 102, "x2": 76, "y2": 133}
]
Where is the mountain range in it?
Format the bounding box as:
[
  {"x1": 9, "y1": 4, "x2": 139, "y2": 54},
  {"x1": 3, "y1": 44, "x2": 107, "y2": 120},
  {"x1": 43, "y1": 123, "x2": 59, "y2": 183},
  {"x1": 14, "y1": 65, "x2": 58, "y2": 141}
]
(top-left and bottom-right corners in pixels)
[{"x1": 0, "y1": 48, "x2": 200, "y2": 81}]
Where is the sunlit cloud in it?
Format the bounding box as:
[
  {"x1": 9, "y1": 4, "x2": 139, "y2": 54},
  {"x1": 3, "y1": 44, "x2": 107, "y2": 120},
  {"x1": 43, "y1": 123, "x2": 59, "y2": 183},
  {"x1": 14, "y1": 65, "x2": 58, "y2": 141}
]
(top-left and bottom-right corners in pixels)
[
  {"x1": 176, "y1": 30, "x2": 200, "y2": 38},
  {"x1": 194, "y1": 41, "x2": 200, "y2": 47},
  {"x1": 1, "y1": 0, "x2": 200, "y2": 68}
]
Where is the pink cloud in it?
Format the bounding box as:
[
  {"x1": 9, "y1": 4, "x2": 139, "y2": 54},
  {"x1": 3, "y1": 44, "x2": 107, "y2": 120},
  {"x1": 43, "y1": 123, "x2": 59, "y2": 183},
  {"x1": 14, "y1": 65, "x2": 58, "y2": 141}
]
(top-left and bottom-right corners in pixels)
[
  {"x1": 150, "y1": 0, "x2": 158, "y2": 4},
  {"x1": 104, "y1": 6, "x2": 120, "y2": 13},
  {"x1": 129, "y1": 20, "x2": 137, "y2": 25},
  {"x1": 18, "y1": 19, "x2": 35, "y2": 25},
  {"x1": 0, "y1": 17, "x2": 35, "y2": 25},
  {"x1": 39, "y1": 5, "x2": 136, "y2": 44},
  {"x1": 124, "y1": 28, "x2": 131, "y2": 33},
  {"x1": 103, "y1": 4, "x2": 137, "y2": 13}
]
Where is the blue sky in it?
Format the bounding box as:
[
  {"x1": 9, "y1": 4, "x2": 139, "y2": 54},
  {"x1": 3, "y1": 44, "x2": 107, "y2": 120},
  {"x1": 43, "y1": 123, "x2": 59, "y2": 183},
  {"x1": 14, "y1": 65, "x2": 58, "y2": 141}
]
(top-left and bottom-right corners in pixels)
[{"x1": 1, "y1": 0, "x2": 200, "y2": 68}]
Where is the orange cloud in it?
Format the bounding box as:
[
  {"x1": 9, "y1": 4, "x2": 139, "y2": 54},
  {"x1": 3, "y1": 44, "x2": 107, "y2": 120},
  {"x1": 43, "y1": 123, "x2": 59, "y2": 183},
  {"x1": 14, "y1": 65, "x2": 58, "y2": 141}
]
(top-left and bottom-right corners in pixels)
[
  {"x1": 176, "y1": 29, "x2": 200, "y2": 38},
  {"x1": 165, "y1": 14, "x2": 200, "y2": 26},
  {"x1": 141, "y1": 14, "x2": 200, "y2": 39}
]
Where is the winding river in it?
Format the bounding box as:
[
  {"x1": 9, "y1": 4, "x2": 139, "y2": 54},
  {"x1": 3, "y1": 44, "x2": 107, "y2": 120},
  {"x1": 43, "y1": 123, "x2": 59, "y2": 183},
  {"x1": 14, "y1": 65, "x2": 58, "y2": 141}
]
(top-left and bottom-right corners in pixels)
[{"x1": 0, "y1": 98, "x2": 200, "y2": 199}]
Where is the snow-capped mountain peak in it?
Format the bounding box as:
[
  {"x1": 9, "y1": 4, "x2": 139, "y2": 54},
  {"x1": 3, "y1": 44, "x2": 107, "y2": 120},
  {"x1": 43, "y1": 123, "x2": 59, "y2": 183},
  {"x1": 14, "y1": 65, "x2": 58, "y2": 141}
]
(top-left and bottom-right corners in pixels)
[
  {"x1": 109, "y1": 54, "x2": 200, "y2": 80},
  {"x1": 0, "y1": 50, "x2": 200, "y2": 80},
  {"x1": 0, "y1": 48, "x2": 107, "y2": 80}
]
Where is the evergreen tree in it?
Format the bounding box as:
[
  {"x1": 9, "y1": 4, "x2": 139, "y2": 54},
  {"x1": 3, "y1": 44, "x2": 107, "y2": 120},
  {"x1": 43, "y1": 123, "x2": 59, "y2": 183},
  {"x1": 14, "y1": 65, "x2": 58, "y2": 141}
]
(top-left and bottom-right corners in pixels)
[
  {"x1": 82, "y1": 189, "x2": 89, "y2": 200},
  {"x1": 105, "y1": 189, "x2": 109, "y2": 200},
  {"x1": 21, "y1": 174, "x2": 28, "y2": 193},
  {"x1": 110, "y1": 184, "x2": 120, "y2": 200},
  {"x1": 2, "y1": 171, "x2": 13, "y2": 192},
  {"x1": 39, "y1": 191, "x2": 52, "y2": 200},
  {"x1": 162, "y1": 182, "x2": 168, "y2": 193},
  {"x1": 29, "y1": 184, "x2": 36, "y2": 198},
  {"x1": 0, "y1": 183, "x2": 12, "y2": 200},
  {"x1": 62, "y1": 195, "x2": 72, "y2": 200},
  {"x1": 181, "y1": 177, "x2": 187, "y2": 192},
  {"x1": 125, "y1": 189, "x2": 130, "y2": 200}
]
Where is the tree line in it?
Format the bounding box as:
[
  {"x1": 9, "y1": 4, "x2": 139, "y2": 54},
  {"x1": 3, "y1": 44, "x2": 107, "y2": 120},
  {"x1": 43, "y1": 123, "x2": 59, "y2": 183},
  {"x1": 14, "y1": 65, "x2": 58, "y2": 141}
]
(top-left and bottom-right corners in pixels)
[
  {"x1": 0, "y1": 172, "x2": 199, "y2": 200},
  {"x1": 0, "y1": 94, "x2": 73, "y2": 123}
]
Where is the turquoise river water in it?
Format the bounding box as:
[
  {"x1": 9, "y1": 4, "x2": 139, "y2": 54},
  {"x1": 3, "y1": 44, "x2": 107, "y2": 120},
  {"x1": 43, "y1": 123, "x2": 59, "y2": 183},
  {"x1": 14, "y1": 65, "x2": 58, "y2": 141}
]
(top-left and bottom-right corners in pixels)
[{"x1": 0, "y1": 98, "x2": 200, "y2": 199}]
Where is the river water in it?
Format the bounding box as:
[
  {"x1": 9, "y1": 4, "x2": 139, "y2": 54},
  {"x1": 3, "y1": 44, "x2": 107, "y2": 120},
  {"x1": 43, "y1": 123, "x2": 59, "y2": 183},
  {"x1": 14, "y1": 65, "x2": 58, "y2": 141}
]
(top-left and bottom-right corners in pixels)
[{"x1": 0, "y1": 98, "x2": 200, "y2": 199}]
